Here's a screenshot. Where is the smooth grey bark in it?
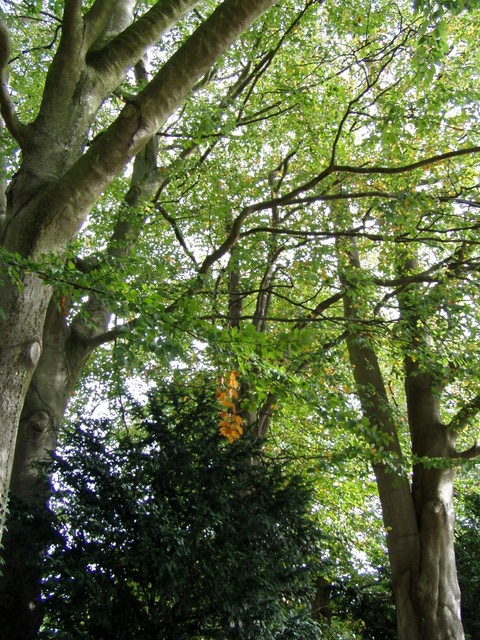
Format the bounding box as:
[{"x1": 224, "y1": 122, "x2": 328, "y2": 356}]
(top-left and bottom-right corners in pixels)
[
  {"x1": 0, "y1": 0, "x2": 278, "y2": 543},
  {"x1": 339, "y1": 237, "x2": 467, "y2": 640},
  {"x1": 341, "y1": 239, "x2": 421, "y2": 640},
  {"x1": 398, "y1": 253, "x2": 465, "y2": 640}
]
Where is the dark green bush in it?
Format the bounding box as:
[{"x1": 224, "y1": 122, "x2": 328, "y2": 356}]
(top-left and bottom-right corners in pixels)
[
  {"x1": 39, "y1": 384, "x2": 323, "y2": 639},
  {"x1": 456, "y1": 491, "x2": 480, "y2": 640}
]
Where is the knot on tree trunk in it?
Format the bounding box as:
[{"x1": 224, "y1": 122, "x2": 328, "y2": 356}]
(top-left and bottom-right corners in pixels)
[
  {"x1": 27, "y1": 410, "x2": 51, "y2": 435},
  {"x1": 23, "y1": 341, "x2": 41, "y2": 368},
  {"x1": 425, "y1": 499, "x2": 445, "y2": 515}
]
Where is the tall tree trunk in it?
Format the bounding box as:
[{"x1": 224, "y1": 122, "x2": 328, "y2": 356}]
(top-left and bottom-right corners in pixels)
[
  {"x1": 398, "y1": 252, "x2": 464, "y2": 639},
  {"x1": 0, "y1": 121, "x2": 164, "y2": 637},
  {"x1": 339, "y1": 236, "x2": 465, "y2": 639}
]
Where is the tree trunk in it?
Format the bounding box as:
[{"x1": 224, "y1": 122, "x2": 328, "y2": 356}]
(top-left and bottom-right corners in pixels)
[
  {"x1": 339, "y1": 236, "x2": 465, "y2": 639},
  {"x1": 399, "y1": 253, "x2": 464, "y2": 640},
  {"x1": 311, "y1": 576, "x2": 332, "y2": 623},
  {"x1": 0, "y1": 120, "x2": 163, "y2": 636}
]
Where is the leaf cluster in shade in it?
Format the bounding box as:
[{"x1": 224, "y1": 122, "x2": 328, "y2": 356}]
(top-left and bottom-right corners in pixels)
[{"x1": 37, "y1": 383, "x2": 324, "y2": 640}]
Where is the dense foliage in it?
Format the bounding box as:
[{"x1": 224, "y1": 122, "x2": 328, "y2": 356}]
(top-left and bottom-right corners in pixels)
[
  {"x1": 455, "y1": 491, "x2": 480, "y2": 640},
  {"x1": 38, "y1": 384, "x2": 324, "y2": 640},
  {"x1": 2, "y1": 1, "x2": 480, "y2": 637}
]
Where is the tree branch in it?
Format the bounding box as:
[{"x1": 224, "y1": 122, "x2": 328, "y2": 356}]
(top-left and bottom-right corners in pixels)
[
  {"x1": 197, "y1": 152, "x2": 480, "y2": 283},
  {"x1": 32, "y1": 0, "x2": 277, "y2": 256},
  {"x1": 88, "y1": 0, "x2": 201, "y2": 81},
  {"x1": 0, "y1": 17, "x2": 27, "y2": 144},
  {"x1": 83, "y1": 0, "x2": 118, "y2": 50},
  {"x1": 453, "y1": 442, "x2": 480, "y2": 460},
  {"x1": 0, "y1": 117, "x2": 6, "y2": 223},
  {"x1": 333, "y1": 146, "x2": 480, "y2": 177},
  {"x1": 85, "y1": 318, "x2": 137, "y2": 348},
  {"x1": 296, "y1": 291, "x2": 344, "y2": 329},
  {"x1": 71, "y1": 61, "x2": 160, "y2": 345},
  {"x1": 448, "y1": 393, "x2": 480, "y2": 433},
  {"x1": 33, "y1": 0, "x2": 87, "y2": 128},
  {"x1": 61, "y1": 0, "x2": 83, "y2": 44},
  {"x1": 199, "y1": 206, "x2": 253, "y2": 276},
  {"x1": 156, "y1": 204, "x2": 198, "y2": 266}
]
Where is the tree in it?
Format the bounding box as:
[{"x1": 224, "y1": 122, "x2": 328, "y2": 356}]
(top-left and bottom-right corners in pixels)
[
  {"x1": 2, "y1": 1, "x2": 480, "y2": 638},
  {"x1": 195, "y1": 1, "x2": 480, "y2": 636},
  {"x1": 0, "y1": 0, "x2": 280, "y2": 634},
  {"x1": 35, "y1": 382, "x2": 323, "y2": 640},
  {"x1": 0, "y1": 0, "x2": 278, "y2": 537}
]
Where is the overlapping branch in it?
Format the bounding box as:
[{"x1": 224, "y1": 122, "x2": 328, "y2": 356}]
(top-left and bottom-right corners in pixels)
[
  {"x1": 87, "y1": 0, "x2": 201, "y2": 80},
  {"x1": 36, "y1": 0, "x2": 277, "y2": 255}
]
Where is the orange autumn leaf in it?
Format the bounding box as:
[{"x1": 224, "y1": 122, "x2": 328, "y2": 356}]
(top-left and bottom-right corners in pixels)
[{"x1": 217, "y1": 370, "x2": 243, "y2": 443}]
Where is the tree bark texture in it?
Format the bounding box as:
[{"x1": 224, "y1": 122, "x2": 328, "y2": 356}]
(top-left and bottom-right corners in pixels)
[{"x1": 339, "y1": 237, "x2": 465, "y2": 640}]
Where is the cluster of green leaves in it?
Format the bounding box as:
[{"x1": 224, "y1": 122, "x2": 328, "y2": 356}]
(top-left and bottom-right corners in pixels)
[{"x1": 39, "y1": 383, "x2": 324, "y2": 640}]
